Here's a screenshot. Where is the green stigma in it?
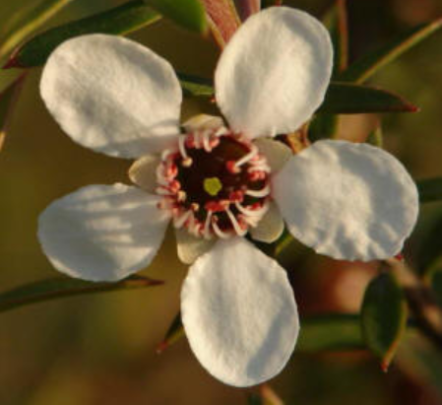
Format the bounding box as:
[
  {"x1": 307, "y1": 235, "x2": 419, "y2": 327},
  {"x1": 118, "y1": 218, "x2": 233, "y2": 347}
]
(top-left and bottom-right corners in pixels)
[{"x1": 203, "y1": 177, "x2": 223, "y2": 196}]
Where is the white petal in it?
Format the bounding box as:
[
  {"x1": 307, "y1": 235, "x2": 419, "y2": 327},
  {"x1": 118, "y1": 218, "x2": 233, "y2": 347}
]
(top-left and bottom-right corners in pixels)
[
  {"x1": 250, "y1": 202, "x2": 285, "y2": 243},
  {"x1": 128, "y1": 154, "x2": 160, "y2": 193},
  {"x1": 254, "y1": 138, "x2": 292, "y2": 173},
  {"x1": 182, "y1": 114, "x2": 225, "y2": 132},
  {"x1": 38, "y1": 184, "x2": 170, "y2": 281},
  {"x1": 40, "y1": 34, "x2": 182, "y2": 159},
  {"x1": 273, "y1": 140, "x2": 419, "y2": 261},
  {"x1": 181, "y1": 237, "x2": 299, "y2": 387},
  {"x1": 215, "y1": 7, "x2": 333, "y2": 138},
  {"x1": 175, "y1": 228, "x2": 215, "y2": 264}
]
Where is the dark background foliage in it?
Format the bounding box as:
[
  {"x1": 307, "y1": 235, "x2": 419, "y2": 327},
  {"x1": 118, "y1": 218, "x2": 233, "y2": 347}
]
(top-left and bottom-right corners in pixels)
[{"x1": 1, "y1": 0, "x2": 442, "y2": 403}]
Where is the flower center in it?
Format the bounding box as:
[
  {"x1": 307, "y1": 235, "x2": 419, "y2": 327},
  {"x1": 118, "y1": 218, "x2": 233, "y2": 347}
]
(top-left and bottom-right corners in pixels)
[{"x1": 156, "y1": 126, "x2": 271, "y2": 239}]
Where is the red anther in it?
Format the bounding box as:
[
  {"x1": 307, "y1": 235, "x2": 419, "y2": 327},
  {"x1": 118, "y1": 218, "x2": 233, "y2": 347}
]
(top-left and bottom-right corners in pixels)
[
  {"x1": 205, "y1": 200, "x2": 229, "y2": 212},
  {"x1": 249, "y1": 202, "x2": 263, "y2": 210},
  {"x1": 209, "y1": 138, "x2": 220, "y2": 149},
  {"x1": 166, "y1": 163, "x2": 178, "y2": 178},
  {"x1": 169, "y1": 180, "x2": 181, "y2": 193},
  {"x1": 394, "y1": 253, "x2": 404, "y2": 262},
  {"x1": 191, "y1": 203, "x2": 200, "y2": 211},
  {"x1": 248, "y1": 171, "x2": 267, "y2": 182},
  {"x1": 226, "y1": 160, "x2": 240, "y2": 174},
  {"x1": 229, "y1": 190, "x2": 244, "y2": 202}
]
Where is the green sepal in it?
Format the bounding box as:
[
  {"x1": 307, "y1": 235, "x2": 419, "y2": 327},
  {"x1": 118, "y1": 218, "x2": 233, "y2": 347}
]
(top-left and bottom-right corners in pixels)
[{"x1": 148, "y1": 0, "x2": 207, "y2": 33}]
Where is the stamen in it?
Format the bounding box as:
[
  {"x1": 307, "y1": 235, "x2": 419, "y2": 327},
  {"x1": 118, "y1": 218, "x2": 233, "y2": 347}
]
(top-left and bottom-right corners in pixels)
[
  {"x1": 226, "y1": 208, "x2": 248, "y2": 236},
  {"x1": 235, "y1": 201, "x2": 269, "y2": 217},
  {"x1": 202, "y1": 131, "x2": 212, "y2": 152},
  {"x1": 177, "y1": 190, "x2": 187, "y2": 202},
  {"x1": 203, "y1": 211, "x2": 213, "y2": 239},
  {"x1": 245, "y1": 185, "x2": 271, "y2": 198},
  {"x1": 226, "y1": 160, "x2": 241, "y2": 174},
  {"x1": 212, "y1": 218, "x2": 231, "y2": 239},
  {"x1": 178, "y1": 136, "x2": 188, "y2": 159},
  {"x1": 214, "y1": 127, "x2": 228, "y2": 137},
  {"x1": 174, "y1": 209, "x2": 193, "y2": 228},
  {"x1": 234, "y1": 144, "x2": 258, "y2": 168},
  {"x1": 182, "y1": 157, "x2": 193, "y2": 167}
]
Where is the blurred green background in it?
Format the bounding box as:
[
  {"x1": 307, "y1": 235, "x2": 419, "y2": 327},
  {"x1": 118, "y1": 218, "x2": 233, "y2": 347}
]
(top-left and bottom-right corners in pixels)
[{"x1": 1, "y1": 0, "x2": 442, "y2": 404}]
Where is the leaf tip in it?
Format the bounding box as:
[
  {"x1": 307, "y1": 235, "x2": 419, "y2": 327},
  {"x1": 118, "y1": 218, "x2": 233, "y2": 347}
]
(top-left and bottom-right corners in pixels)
[
  {"x1": 156, "y1": 340, "x2": 168, "y2": 354},
  {"x1": 380, "y1": 360, "x2": 390, "y2": 373},
  {"x1": 2, "y1": 52, "x2": 21, "y2": 70}
]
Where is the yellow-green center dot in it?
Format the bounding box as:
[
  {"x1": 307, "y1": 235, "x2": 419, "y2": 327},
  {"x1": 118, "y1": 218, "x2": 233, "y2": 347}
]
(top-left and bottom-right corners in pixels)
[{"x1": 203, "y1": 177, "x2": 223, "y2": 196}]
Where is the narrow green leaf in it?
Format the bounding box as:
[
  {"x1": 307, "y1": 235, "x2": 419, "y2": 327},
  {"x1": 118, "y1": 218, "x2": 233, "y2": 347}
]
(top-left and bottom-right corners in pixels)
[
  {"x1": 318, "y1": 82, "x2": 419, "y2": 114},
  {"x1": 323, "y1": 0, "x2": 349, "y2": 75},
  {"x1": 0, "y1": 74, "x2": 26, "y2": 151},
  {"x1": 4, "y1": 0, "x2": 161, "y2": 68},
  {"x1": 417, "y1": 177, "x2": 442, "y2": 203},
  {"x1": 340, "y1": 18, "x2": 442, "y2": 83},
  {"x1": 366, "y1": 125, "x2": 384, "y2": 148},
  {"x1": 0, "y1": 0, "x2": 72, "y2": 59},
  {"x1": 361, "y1": 272, "x2": 408, "y2": 370},
  {"x1": 148, "y1": 0, "x2": 207, "y2": 33},
  {"x1": 178, "y1": 73, "x2": 214, "y2": 97},
  {"x1": 0, "y1": 275, "x2": 163, "y2": 313},
  {"x1": 156, "y1": 312, "x2": 185, "y2": 353}
]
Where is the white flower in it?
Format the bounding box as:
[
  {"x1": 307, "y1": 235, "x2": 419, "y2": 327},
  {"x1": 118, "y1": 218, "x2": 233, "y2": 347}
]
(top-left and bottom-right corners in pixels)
[{"x1": 37, "y1": 7, "x2": 419, "y2": 387}]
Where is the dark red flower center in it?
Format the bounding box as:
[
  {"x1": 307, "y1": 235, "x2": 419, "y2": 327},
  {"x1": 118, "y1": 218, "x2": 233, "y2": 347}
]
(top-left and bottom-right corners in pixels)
[{"x1": 156, "y1": 126, "x2": 271, "y2": 239}]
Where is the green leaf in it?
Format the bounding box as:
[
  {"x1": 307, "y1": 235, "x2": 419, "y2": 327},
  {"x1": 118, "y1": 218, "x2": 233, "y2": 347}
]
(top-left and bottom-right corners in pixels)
[
  {"x1": 323, "y1": 0, "x2": 348, "y2": 75},
  {"x1": 417, "y1": 177, "x2": 442, "y2": 203},
  {"x1": 156, "y1": 312, "x2": 185, "y2": 353},
  {"x1": 339, "y1": 18, "x2": 442, "y2": 83},
  {"x1": 298, "y1": 313, "x2": 364, "y2": 352},
  {"x1": 428, "y1": 267, "x2": 442, "y2": 309},
  {"x1": 361, "y1": 272, "x2": 408, "y2": 370},
  {"x1": 177, "y1": 73, "x2": 214, "y2": 97},
  {"x1": 4, "y1": 0, "x2": 161, "y2": 69},
  {"x1": 0, "y1": 275, "x2": 163, "y2": 313},
  {"x1": 0, "y1": 74, "x2": 26, "y2": 151},
  {"x1": 148, "y1": 0, "x2": 207, "y2": 33},
  {"x1": 0, "y1": 0, "x2": 72, "y2": 59},
  {"x1": 318, "y1": 82, "x2": 419, "y2": 114}
]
